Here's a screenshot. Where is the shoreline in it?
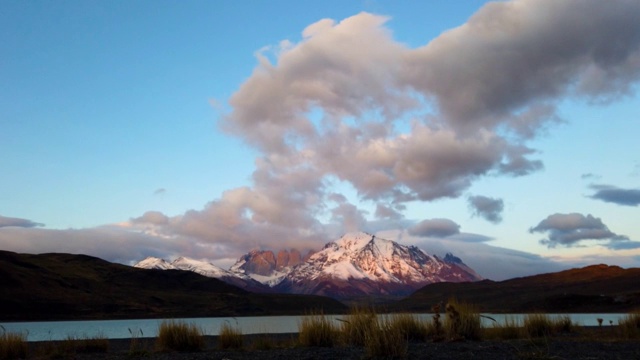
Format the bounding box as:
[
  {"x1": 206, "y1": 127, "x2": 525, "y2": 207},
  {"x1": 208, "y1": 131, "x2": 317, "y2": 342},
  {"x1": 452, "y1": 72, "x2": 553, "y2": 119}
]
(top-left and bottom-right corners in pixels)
[{"x1": 24, "y1": 327, "x2": 640, "y2": 360}]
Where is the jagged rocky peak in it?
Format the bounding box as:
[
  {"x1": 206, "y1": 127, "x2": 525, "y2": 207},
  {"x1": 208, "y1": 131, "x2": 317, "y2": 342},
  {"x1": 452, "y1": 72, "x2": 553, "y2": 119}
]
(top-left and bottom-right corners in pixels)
[
  {"x1": 276, "y1": 249, "x2": 303, "y2": 270},
  {"x1": 443, "y1": 253, "x2": 463, "y2": 264},
  {"x1": 233, "y1": 248, "x2": 308, "y2": 276}
]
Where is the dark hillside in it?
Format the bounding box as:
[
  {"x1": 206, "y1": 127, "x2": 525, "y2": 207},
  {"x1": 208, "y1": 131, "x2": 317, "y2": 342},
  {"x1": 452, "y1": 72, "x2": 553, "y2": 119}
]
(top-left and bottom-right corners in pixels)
[
  {"x1": 393, "y1": 264, "x2": 640, "y2": 313},
  {"x1": 0, "y1": 250, "x2": 346, "y2": 321}
]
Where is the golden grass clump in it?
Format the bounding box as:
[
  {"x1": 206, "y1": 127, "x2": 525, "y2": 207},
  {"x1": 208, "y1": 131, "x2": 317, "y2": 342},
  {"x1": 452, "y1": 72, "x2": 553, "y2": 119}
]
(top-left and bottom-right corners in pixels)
[
  {"x1": 387, "y1": 313, "x2": 428, "y2": 342},
  {"x1": 444, "y1": 299, "x2": 482, "y2": 340},
  {"x1": 552, "y1": 315, "x2": 574, "y2": 334},
  {"x1": 0, "y1": 331, "x2": 28, "y2": 360},
  {"x1": 298, "y1": 312, "x2": 340, "y2": 347},
  {"x1": 618, "y1": 312, "x2": 640, "y2": 339},
  {"x1": 218, "y1": 322, "x2": 243, "y2": 350},
  {"x1": 486, "y1": 316, "x2": 522, "y2": 340},
  {"x1": 70, "y1": 334, "x2": 110, "y2": 354},
  {"x1": 156, "y1": 320, "x2": 205, "y2": 352},
  {"x1": 364, "y1": 316, "x2": 408, "y2": 358},
  {"x1": 523, "y1": 313, "x2": 554, "y2": 338},
  {"x1": 340, "y1": 306, "x2": 377, "y2": 346}
]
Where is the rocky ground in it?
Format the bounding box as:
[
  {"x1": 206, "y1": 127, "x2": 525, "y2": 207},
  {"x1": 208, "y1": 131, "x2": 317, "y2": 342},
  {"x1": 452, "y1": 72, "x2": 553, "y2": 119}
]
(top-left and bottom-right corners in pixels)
[{"x1": 27, "y1": 328, "x2": 640, "y2": 360}]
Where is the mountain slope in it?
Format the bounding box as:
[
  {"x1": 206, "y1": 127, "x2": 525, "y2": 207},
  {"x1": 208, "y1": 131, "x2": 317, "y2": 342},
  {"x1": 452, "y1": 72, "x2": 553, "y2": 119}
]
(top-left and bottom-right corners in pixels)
[
  {"x1": 0, "y1": 250, "x2": 346, "y2": 321},
  {"x1": 393, "y1": 264, "x2": 640, "y2": 313},
  {"x1": 134, "y1": 256, "x2": 269, "y2": 292},
  {"x1": 276, "y1": 232, "x2": 482, "y2": 299}
]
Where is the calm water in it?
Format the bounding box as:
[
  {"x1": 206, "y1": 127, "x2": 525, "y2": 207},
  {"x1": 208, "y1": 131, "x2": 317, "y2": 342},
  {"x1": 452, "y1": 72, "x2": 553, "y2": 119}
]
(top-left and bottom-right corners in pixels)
[{"x1": 1, "y1": 313, "x2": 628, "y2": 341}]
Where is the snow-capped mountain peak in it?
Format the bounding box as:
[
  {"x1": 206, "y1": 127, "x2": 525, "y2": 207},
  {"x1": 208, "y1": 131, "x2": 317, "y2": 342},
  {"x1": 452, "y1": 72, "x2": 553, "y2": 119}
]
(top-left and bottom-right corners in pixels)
[
  {"x1": 276, "y1": 232, "x2": 482, "y2": 299},
  {"x1": 134, "y1": 256, "x2": 175, "y2": 270},
  {"x1": 171, "y1": 257, "x2": 231, "y2": 278},
  {"x1": 133, "y1": 232, "x2": 482, "y2": 300}
]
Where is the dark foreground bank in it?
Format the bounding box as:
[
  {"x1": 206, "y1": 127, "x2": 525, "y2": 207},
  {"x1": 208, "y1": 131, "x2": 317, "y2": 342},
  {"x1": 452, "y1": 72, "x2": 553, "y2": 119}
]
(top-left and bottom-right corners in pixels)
[{"x1": 26, "y1": 328, "x2": 640, "y2": 360}]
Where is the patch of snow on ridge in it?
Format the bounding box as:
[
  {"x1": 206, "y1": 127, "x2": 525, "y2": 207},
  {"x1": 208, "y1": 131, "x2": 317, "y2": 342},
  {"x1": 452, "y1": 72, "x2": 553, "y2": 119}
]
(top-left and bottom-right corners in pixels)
[
  {"x1": 134, "y1": 257, "x2": 175, "y2": 270},
  {"x1": 171, "y1": 257, "x2": 231, "y2": 278}
]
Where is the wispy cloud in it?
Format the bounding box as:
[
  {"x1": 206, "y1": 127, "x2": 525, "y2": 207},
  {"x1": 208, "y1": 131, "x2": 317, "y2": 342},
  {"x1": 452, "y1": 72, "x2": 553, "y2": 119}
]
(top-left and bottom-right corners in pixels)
[
  {"x1": 0, "y1": 215, "x2": 44, "y2": 228},
  {"x1": 589, "y1": 184, "x2": 640, "y2": 206}
]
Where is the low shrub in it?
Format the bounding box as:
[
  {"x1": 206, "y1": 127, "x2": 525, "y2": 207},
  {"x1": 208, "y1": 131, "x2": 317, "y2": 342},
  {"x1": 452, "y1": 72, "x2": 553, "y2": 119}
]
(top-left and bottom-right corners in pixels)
[
  {"x1": 218, "y1": 322, "x2": 243, "y2": 350},
  {"x1": 298, "y1": 312, "x2": 339, "y2": 347},
  {"x1": 0, "y1": 331, "x2": 28, "y2": 360},
  {"x1": 156, "y1": 320, "x2": 204, "y2": 352}
]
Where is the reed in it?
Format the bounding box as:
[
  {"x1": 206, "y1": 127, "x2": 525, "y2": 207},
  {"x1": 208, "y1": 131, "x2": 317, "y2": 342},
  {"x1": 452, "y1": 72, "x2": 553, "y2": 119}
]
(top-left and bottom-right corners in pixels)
[{"x1": 156, "y1": 320, "x2": 204, "y2": 352}]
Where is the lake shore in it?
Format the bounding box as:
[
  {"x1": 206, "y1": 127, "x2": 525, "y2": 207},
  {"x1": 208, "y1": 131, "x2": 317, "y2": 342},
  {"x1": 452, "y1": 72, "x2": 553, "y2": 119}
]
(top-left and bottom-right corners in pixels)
[{"x1": 26, "y1": 326, "x2": 640, "y2": 360}]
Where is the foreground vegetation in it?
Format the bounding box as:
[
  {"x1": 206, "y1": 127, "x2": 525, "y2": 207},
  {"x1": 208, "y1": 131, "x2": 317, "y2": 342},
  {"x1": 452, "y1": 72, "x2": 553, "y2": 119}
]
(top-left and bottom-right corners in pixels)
[{"x1": 4, "y1": 302, "x2": 640, "y2": 359}]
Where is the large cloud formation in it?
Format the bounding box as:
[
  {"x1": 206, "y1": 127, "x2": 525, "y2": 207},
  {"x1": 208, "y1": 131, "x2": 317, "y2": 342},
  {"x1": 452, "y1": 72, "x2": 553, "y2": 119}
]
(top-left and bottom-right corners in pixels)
[
  {"x1": 2, "y1": 0, "x2": 640, "y2": 268},
  {"x1": 530, "y1": 213, "x2": 638, "y2": 249}
]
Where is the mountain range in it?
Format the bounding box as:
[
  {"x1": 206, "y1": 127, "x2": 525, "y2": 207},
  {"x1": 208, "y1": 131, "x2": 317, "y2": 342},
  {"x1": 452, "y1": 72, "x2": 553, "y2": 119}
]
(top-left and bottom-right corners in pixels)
[
  {"x1": 135, "y1": 232, "x2": 482, "y2": 300},
  {"x1": 0, "y1": 250, "x2": 345, "y2": 321},
  {"x1": 3, "y1": 246, "x2": 640, "y2": 322}
]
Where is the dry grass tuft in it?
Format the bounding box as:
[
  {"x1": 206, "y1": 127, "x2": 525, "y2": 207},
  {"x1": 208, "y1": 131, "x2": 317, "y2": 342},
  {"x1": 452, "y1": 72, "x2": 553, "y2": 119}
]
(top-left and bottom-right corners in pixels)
[
  {"x1": 364, "y1": 316, "x2": 408, "y2": 358},
  {"x1": 340, "y1": 306, "x2": 377, "y2": 346},
  {"x1": 0, "y1": 331, "x2": 28, "y2": 360},
  {"x1": 298, "y1": 312, "x2": 340, "y2": 347},
  {"x1": 485, "y1": 316, "x2": 522, "y2": 340},
  {"x1": 618, "y1": 312, "x2": 640, "y2": 339},
  {"x1": 387, "y1": 313, "x2": 428, "y2": 342},
  {"x1": 156, "y1": 320, "x2": 204, "y2": 352},
  {"x1": 444, "y1": 299, "x2": 482, "y2": 340},
  {"x1": 218, "y1": 322, "x2": 243, "y2": 350}
]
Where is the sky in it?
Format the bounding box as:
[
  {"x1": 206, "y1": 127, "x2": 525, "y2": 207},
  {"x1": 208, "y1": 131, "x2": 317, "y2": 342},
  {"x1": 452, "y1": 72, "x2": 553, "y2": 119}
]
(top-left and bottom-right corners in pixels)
[{"x1": 1, "y1": 0, "x2": 640, "y2": 281}]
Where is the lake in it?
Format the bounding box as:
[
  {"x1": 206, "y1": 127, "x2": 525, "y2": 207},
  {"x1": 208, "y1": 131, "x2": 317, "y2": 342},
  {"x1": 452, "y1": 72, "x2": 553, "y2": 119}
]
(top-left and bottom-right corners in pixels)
[{"x1": 1, "y1": 313, "x2": 628, "y2": 341}]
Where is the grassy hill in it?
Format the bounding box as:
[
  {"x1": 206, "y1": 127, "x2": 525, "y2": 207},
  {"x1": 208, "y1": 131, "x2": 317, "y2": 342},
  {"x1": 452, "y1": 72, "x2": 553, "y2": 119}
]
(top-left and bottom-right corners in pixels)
[
  {"x1": 391, "y1": 264, "x2": 640, "y2": 313},
  {"x1": 0, "y1": 250, "x2": 346, "y2": 321}
]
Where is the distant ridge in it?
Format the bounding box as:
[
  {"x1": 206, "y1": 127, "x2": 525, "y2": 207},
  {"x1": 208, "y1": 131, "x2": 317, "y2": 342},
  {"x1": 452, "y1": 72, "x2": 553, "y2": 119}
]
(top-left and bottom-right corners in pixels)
[
  {"x1": 393, "y1": 264, "x2": 640, "y2": 313},
  {"x1": 0, "y1": 250, "x2": 346, "y2": 321}
]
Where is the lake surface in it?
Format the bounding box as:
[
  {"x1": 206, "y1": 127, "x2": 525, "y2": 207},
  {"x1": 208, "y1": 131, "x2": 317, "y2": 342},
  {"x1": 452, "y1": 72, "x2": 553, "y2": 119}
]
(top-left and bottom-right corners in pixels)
[{"x1": 1, "y1": 313, "x2": 628, "y2": 341}]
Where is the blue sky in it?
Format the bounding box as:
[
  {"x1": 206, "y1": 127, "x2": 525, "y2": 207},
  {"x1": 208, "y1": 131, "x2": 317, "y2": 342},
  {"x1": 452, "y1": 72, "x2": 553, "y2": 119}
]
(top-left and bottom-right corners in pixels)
[{"x1": 1, "y1": 0, "x2": 639, "y2": 280}]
